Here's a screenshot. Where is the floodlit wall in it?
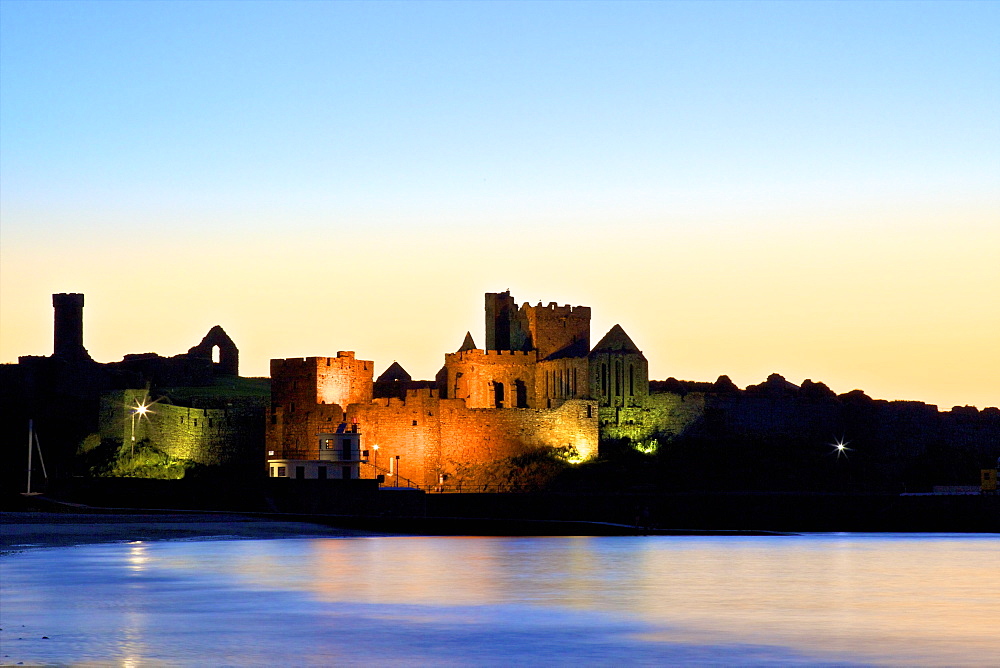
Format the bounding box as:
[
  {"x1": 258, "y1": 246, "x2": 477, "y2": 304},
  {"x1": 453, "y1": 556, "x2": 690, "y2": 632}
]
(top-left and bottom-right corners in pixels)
[{"x1": 100, "y1": 389, "x2": 265, "y2": 467}]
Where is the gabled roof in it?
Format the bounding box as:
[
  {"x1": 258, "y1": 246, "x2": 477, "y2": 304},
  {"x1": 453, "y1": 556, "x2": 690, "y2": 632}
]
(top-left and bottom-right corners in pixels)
[
  {"x1": 376, "y1": 361, "x2": 411, "y2": 383},
  {"x1": 590, "y1": 324, "x2": 641, "y2": 355},
  {"x1": 458, "y1": 331, "x2": 477, "y2": 352}
]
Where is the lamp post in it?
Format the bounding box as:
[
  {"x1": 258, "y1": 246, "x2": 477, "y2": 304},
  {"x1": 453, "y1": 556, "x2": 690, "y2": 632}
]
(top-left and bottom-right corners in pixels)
[
  {"x1": 130, "y1": 400, "x2": 150, "y2": 458},
  {"x1": 372, "y1": 444, "x2": 380, "y2": 484},
  {"x1": 395, "y1": 455, "x2": 400, "y2": 487}
]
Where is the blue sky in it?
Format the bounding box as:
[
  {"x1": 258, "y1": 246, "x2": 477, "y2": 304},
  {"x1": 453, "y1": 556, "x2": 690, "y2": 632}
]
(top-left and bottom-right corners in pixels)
[{"x1": 2, "y1": 1, "x2": 998, "y2": 408}]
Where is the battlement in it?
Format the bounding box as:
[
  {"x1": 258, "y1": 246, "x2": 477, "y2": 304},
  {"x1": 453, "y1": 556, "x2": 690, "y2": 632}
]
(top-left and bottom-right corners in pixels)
[
  {"x1": 446, "y1": 349, "x2": 538, "y2": 363},
  {"x1": 522, "y1": 302, "x2": 591, "y2": 318},
  {"x1": 53, "y1": 293, "x2": 85, "y2": 308},
  {"x1": 271, "y1": 352, "x2": 370, "y2": 372}
]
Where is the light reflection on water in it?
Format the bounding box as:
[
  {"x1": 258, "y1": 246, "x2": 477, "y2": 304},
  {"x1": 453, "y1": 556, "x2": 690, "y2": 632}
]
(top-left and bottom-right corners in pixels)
[{"x1": 1, "y1": 533, "x2": 998, "y2": 666}]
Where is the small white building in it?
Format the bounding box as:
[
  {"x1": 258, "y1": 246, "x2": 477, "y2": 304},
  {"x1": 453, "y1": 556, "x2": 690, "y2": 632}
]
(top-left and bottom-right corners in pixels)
[{"x1": 267, "y1": 423, "x2": 366, "y2": 479}]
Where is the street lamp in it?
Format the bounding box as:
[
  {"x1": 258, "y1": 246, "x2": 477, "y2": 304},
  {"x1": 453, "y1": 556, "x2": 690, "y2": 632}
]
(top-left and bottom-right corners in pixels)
[
  {"x1": 130, "y1": 400, "x2": 151, "y2": 458},
  {"x1": 395, "y1": 455, "x2": 400, "y2": 487},
  {"x1": 372, "y1": 444, "x2": 380, "y2": 483}
]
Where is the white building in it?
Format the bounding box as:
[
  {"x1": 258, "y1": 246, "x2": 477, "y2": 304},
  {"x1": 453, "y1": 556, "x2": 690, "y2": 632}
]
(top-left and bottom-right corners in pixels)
[{"x1": 267, "y1": 423, "x2": 366, "y2": 479}]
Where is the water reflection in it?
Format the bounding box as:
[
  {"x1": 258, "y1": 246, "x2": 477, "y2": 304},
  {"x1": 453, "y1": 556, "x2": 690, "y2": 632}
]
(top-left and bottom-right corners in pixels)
[{"x1": 1, "y1": 534, "x2": 997, "y2": 666}]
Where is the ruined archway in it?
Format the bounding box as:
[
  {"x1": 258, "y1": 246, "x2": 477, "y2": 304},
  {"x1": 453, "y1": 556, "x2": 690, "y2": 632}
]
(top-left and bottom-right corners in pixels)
[{"x1": 188, "y1": 325, "x2": 239, "y2": 376}]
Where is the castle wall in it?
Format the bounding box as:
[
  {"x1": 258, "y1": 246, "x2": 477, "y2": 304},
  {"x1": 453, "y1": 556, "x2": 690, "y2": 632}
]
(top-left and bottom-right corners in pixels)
[
  {"x1": 443, "y1": 349, "x2": 539, "y2": 408},
  {"x1": 347, "y1": 391, "x2": 444, "y2": 486},
  {"x1": 521, "y1": 302, "x2": 591, "y2": 360},
  {"x1": 599, "y1": 392, "x2": 705, "y2": 443},
  {"x1": 270, "y1": 353, "x2": 373, "y2": 411},
  {"x1": 267, "y1": 402, "x2": 345, "y2": 460},
  {"x1": 100, "y1": 390, "x2": 264, "y2": 468},
  {"x1": 346, "y1": 392, "x2": 598, "y2": 487},
  {"x1": 438, "y1": 398, "x2": 598, "y2": 486},
  {"x1": 316, "y1": 352, "x2": 373, "y2": 407}
]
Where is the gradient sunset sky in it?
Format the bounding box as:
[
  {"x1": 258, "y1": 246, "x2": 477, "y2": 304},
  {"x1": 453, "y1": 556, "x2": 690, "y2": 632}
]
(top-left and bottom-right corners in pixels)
[{"x1": 2, "y1": 1, "x2": 998, "y2": 409}]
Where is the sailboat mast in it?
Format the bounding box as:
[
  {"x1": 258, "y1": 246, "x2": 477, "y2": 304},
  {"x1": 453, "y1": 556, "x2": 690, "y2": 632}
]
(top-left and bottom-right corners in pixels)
[{"x1": 26, "y1": 419, "x2": 34, "y2": 494}]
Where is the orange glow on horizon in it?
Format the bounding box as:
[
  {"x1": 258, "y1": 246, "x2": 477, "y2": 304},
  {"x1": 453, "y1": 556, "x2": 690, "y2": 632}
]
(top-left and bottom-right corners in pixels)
[{"x1": 2, "y1": 203, "x2": 997, "y2": 410}]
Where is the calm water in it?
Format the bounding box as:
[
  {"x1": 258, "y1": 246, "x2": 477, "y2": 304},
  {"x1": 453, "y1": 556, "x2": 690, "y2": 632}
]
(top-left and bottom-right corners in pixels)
[{"x1": 2, "y1": 533, "x2": 998, "y2": 666}]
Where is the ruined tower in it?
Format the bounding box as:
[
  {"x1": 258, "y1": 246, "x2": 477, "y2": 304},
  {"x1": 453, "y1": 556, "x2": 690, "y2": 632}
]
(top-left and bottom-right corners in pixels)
[{"x1": 52, "y1": 293, "x2": 92, "y2": 361}]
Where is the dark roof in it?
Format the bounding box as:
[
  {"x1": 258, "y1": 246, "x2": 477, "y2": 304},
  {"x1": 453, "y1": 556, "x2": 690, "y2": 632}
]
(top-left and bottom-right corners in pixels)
[
  {"x1": 376, "y1": 361, "x2": 411, "y2": 383},
  {"x1": 590, "y1": 324, "x2": 641, "y2": 355},
  {"x1": 458, "y1": 331, "x2": 477, "y2": 352}
]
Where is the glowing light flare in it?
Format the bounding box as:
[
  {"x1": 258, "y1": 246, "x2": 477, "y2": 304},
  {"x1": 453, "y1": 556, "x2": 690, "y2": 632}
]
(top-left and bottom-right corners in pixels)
[
  {"x1": 634, "y1": 440, "x2": 658, "y2": 455},
  {"x1": 830, "y1": 437, "x2": 852, "y2": 459}
]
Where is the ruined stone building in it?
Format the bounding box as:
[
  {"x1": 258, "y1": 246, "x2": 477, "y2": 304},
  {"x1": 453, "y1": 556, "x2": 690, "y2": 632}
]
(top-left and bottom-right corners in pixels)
[{"x1": 0, "y1": 294, "x2": 265, "y2": 485}]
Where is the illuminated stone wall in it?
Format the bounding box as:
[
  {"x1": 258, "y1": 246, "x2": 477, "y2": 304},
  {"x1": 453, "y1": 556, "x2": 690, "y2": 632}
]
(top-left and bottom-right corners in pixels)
[
  {"x1": 268, "y1": 378, "x2": 599, "y2": 488},
  {"x1": 442, "y1": 350, "x2": 590, "y2": 410},
  {"x1": 599, "y1": 392, "x2": 706, "y2": 443},
  {"x1": 442, "y1": 349, "x2": 539, "y2": 407},
  {"x1": 270, "y1": 354, "x2": 373, "y2": 412},
  {"x1": 100, "y1": 389, "x2": 265, "y2": 467},
  {"x1": 347, "y1": 392, "x2": 598, "y2": 486}
]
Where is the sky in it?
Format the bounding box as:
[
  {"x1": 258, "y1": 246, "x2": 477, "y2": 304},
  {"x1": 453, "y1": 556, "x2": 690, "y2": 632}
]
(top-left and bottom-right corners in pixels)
[{"x1": 1, "y1": 0, "x2": 998, "y2": 409}]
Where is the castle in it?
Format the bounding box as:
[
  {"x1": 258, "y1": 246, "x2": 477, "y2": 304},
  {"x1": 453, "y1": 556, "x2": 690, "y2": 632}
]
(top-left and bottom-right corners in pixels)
[
  {"x1": 267, "y1": 291, "x2": 664, "y2": 486},
  {"x1": 4, "y1": 291, "x2": 996, "y2": 495}
]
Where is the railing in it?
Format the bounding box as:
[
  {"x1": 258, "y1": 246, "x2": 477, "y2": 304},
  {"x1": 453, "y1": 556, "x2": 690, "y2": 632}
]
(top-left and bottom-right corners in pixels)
[
  {"x1": 360, "y1": 461, "x2": 546, "y2": 494},
  {"x1": 361, "y1": 461, "x2": 424, "y2": 489}
]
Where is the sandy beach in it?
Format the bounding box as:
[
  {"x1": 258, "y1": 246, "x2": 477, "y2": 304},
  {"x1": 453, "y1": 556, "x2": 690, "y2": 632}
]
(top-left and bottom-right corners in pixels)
[{"x1": 0, "y1": 511, "x2": 370, "y2": 553}]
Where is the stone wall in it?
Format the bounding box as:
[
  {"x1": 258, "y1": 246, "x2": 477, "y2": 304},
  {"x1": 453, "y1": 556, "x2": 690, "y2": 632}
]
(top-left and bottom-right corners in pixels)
[
  {"x1": 100, "y1": 389, "x2": 265, "y2": 468},
  {"x1": 599, "y1": 392, "x2": 706, "y2": 443},
  {"x1": 268, "y1": 384, "x2": 599, "y2": 488},
  {"x1": 520, "y1": 301, "x2": 591, "y2": 360},
  {"x1": 270, "y1": 353, "x2": 374, "y2": 412},
  {"x1": 442, "y1": 349, "x2": 538, "y2": 407}
]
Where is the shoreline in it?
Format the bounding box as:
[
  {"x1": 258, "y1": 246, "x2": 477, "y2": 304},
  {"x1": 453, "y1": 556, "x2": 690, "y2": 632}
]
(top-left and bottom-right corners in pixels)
[{"x1": 0, "y1": 511, "x2": 375, "y2": 553}]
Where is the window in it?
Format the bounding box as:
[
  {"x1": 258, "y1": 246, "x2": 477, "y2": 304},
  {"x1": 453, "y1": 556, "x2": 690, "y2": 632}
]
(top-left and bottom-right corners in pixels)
[
  {"x1": 341, "y1": 438, "x2": 352, "y2": 460},
  {"x1": 586, "y1": 405, "x2": 593, "y2": 418},
  {"x1": 277, "y1": 466, "x2": 287, "y2": 477},
  {"x1": 317, "y1": 466, "x2": 327, "y2": 480},
  {"x1": 342, "y1": 466, "x2": 352, "y2": 480},
  {"x1": 412, "y1": 420, "x2": 418, "y2": 426},
  {"x1": 295, "y1": 466, "x2": 305, "y2": 479}
]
